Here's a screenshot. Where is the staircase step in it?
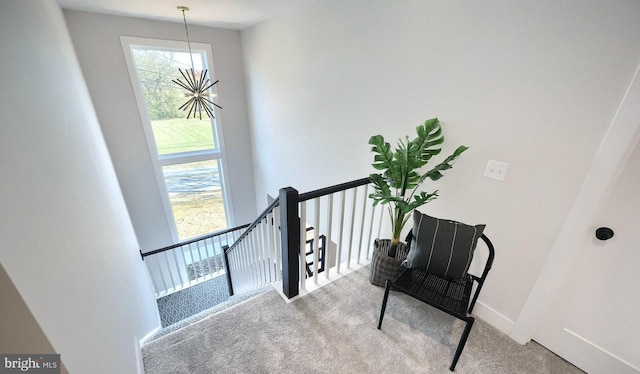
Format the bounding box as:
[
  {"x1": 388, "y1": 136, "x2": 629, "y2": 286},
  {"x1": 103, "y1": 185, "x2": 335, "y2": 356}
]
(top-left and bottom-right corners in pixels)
[{"x1": 146, "y1": 285, "x2": 272, "y2": 343}]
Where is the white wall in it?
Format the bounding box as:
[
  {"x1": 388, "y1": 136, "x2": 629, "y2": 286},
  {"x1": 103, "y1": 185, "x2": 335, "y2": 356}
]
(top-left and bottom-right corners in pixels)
[
  {"x1": 0, "y1": 1, "x2": 159, "y2": 373},
  {"x1": 242, "y1": 0, "x2": 640, "y2": 331},
  {"x1": 63, "y1": 10, "x2": 257, "y2": 252}
]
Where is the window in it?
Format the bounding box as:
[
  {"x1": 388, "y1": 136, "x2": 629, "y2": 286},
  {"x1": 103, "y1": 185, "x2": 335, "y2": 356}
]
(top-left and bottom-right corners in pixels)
[{"x1": 121, "y1": 37, "x2": 233, "y2": 241}]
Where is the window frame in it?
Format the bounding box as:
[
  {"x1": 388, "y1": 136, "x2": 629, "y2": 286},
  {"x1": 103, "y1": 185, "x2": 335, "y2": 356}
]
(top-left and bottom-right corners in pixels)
[{"x1": 120, "y1": 36, "x2": 235, "y2": 242}]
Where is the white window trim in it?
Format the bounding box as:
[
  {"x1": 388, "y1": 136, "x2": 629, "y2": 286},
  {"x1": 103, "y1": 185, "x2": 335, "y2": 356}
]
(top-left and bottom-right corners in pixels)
[{"x1": 120, "y1": 36, "x2": 235, "y2": 242}]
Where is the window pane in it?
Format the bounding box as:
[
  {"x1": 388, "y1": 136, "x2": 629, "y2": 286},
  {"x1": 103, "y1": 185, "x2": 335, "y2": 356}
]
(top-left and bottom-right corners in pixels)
[
  {"x1": 151, "y1": 118, "x2": 216, "y2": 154},
  {"x1": 162, "y1": 160, "x2": 227, "y2": 240},
  {"x1": 131, "y1": 48, "x2": 217, "y2": 154}
]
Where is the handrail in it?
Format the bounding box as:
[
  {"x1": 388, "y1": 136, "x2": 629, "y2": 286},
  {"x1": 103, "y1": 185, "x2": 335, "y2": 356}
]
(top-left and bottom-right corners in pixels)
[
  {"x1": 224, "y1": 176, "x2": 371, "y2": 256},
  {"x1": 224, "y1": 197, "x2": 280, "y2": 254},
  {"x1": 298, "y1": 177, "x2": 371, "y2": 202},
  {"x1": 141, "y1": 223, "x2": 250, "y2": 258}
]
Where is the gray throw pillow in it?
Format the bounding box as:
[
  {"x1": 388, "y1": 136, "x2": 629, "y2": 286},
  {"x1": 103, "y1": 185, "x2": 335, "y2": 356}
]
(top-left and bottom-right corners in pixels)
[{"x1": 404, "y1": 211, "x2": 485, "y2": 279}]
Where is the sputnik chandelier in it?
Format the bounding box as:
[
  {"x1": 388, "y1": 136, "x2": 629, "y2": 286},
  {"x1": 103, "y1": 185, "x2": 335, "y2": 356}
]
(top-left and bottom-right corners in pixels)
[{"x1": 172, "y1": 6, "x2": 222, "y2": 119}]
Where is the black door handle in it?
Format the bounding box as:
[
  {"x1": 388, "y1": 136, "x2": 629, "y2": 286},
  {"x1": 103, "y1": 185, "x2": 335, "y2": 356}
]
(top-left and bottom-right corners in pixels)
[{"x1": 595, "y1": 227, "x2": 614, "y2": 241}]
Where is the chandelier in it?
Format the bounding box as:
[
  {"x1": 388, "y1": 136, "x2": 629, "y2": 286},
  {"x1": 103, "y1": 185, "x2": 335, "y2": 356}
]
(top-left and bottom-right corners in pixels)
[{"x1": 172, "y1": 6, "x2": 221, "y2": 120}]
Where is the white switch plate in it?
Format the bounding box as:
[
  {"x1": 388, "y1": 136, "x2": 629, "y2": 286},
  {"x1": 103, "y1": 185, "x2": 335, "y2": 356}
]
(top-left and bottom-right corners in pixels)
[{"x1": 485, "y1": 160, "x2": 509, "y2": 181}]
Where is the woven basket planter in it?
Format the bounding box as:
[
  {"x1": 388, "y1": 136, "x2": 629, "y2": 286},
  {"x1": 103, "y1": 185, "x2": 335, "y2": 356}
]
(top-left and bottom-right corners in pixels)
[{"x1": 369, "y1": 239, "x2": 410, "y2": 287}]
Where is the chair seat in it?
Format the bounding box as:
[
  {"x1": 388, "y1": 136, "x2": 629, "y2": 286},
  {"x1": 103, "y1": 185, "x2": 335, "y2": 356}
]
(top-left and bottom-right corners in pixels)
[{"x1": 393, "y1": 269, "x2": 473, "y2": 318}]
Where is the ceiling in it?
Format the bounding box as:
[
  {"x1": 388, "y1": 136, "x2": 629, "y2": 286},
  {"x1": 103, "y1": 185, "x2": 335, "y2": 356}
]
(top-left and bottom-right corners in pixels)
[{"x1": 56, "y1": 0, "x2": 317, "y2": 30}]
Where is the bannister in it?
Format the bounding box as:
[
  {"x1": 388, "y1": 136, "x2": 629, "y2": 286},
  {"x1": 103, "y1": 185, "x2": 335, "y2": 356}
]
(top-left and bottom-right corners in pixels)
[
  {"x1": 294, "y1": 176, "x2": 379, "y2": 294},
  {"x1": 297, "y1": 177, "x2": 371, "y2": 202},
  {"x1": 141, "y1": 224, "x2": 249, "y2": 298},
  {"x1": 224, "y1": 197, "x2": 283, "y2": 294},
  {"x1": 142, "y1": 224, "x2": 250, "y2": 259},
  {"x1": 224, "y1": 198, "x2": 280, "y2": 255},
  {"x1": 224, "y1": 176, "x2": 380, "y2": 298},
  {"x1": 142, "y1": 176, "x2": 383, "y2": 302}
]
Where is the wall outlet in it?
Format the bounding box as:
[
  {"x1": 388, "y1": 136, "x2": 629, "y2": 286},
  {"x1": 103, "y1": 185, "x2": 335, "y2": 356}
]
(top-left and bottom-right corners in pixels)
[{"x1": 485, "y1": 160, "x2": 509, "y2": 181}]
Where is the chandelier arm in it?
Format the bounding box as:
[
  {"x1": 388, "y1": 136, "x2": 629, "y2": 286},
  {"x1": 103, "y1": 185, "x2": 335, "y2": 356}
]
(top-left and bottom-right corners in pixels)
[
  {"x1": 172, "y1": 78, "x2": 193, "y2": 92},
  {"x1": 187, "y1": 69, "x2": 199, "y2": 90},
  {"x1": 178, "y1": 68, "x2": 195, "y2": 89},
  {"x1": 201, "y1": 100, "x2": 215, "y2": 118},
  {"x1": 178, "y1": 97, "x2": 196, "y2": 111},
  {"x1": 199, "y1": 69, "x2": 209, "y2": 91},
  {"x1": 201, "y1": 79, "x2": 219, "y2": 92},
  {"x1": 198, "y1": 100, "x2": 204, "y2": 120},
  {"x1": 202, "y1": 96, "x2": 222, "y2": 110},
  {"x1": 186, "y1": 98, "x2": 198, "y2": 119}
]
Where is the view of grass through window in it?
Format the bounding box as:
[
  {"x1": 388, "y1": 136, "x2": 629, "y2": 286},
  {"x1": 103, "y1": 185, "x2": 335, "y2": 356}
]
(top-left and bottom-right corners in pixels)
[
  {"x1": 132, "y1": 47, "x2": 227, "y2": 240},
  {"x1": 151, "y1": 119, "x2": 216, "y2": 155}
]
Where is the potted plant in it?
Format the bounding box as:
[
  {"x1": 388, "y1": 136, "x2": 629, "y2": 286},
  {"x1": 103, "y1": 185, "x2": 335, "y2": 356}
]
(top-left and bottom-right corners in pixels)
[{"x1": 369, "y1": 118, "x2": 467, "y2": 261}]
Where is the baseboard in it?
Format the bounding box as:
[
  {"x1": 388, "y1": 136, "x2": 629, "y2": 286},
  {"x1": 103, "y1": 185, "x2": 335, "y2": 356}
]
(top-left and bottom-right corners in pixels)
[
  {"x1": 472, "y1": 300, "x2": 515, "y2": 335},
  {"x1": 562, "y1": 328, "x2": 640, "y2": 373},
  {"x1": 139, "y1": 326, "x2": 161, "y2": 346},
  {"x1": 135, "y1": 327, "x2": 160, "y2": 374}
]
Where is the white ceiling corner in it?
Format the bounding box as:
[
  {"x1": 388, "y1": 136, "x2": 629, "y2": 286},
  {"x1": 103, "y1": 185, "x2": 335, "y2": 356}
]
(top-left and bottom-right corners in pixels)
[{"x1": 56, "y1": 0, "x2": 317, "y2": 30}]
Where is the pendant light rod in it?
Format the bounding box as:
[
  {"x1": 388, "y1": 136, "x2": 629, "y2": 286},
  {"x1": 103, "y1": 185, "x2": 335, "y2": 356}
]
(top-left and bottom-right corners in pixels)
[{"x1": 178, "y1": 6, "x2": 195, "y2": 72}]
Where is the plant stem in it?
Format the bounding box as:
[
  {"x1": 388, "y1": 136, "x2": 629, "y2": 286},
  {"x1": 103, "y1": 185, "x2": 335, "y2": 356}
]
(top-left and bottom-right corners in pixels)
[{"x1": 389, "y1": 206, "x2": 405, "y2": 258}]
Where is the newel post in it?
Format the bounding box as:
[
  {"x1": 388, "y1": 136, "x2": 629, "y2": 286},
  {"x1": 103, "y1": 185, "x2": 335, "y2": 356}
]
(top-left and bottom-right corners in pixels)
[
  {"x1": 279, "y1": 187, "x2": 300, "y2": 299},
  {"x1": 222, "y1": 245, "x2": 234, "y2": 296}
]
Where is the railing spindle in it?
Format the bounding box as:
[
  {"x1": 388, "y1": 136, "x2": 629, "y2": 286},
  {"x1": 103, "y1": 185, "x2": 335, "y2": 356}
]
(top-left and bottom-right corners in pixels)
[
  {"x1": 267, "y1": 212, "x2": 276, "y2": 281},
  {"x1": 187, "y1": 242, "x2": 197, "y2": 284},
  {"x1": 357, "y1": 185, "x2": 368, "y2": 264},
  {"x1": 313, "y1": 197, "x2": 321, "y2": 285},
  {"x1": 213, "y1": 236, "x2": 222, "y2": 273},
  {"x1": 325, "y1": 193, "x2": 333, "y2": 279},
  {"x1": 172, "y1": 247, "x2": 185, "y2": 287},
  {"x1": 273, "y1": 206, "x2": 282, "y2": 281},
  {"x1": 299, "y1": 201, "x2": 307, "y2": 291},
  {"x1": 163, "y1": 251, "x2": 177, "y2": 291},
  {"x1": 256, "y1": 222, "x2": 264, "y2": 285},
  {"x1": 254, "y1": 226, "x2": 264, "y2": 286},
  {"x1": 195, "y1": 240, "x2": 206, "y2": 278},
  {"x1": 347, "y1": 187, "x2": 357, "y2": 268},
  {"x1": 263, "y1": 219, "x2": 271, "y2": 284},
  {"x1": 337, "y1": 190, "x2": 346, "y2": 273},
  {"x1": 156, "y1": 255, "x2": 169, "y2": 296}
]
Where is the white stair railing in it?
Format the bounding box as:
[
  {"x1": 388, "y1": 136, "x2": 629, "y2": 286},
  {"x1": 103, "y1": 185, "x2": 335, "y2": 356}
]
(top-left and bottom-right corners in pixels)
[
  {"x1": 145, "y1": 177, "x2": 387, "y2": 301},
  {"x1": 140, "y1": 224, "x2": 248, "y2": 298}
]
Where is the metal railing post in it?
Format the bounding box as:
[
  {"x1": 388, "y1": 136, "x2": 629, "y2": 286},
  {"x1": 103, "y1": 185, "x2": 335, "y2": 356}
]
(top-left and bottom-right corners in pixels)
[
  {"x1": 222, "y1": 245, "x2": 234, "y2": 296},
  {"x1": 280, "y1": 187, "x2": 300, "y2": 299}
]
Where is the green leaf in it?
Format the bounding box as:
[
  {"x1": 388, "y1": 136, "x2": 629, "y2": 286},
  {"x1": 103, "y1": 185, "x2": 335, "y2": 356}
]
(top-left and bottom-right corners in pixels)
[
  {"x1": 369, "y1": 135, "x2": 394, "y2": 171},
  {"x1": 420, "y1": 145, "x2": 468, "y2": 182}
]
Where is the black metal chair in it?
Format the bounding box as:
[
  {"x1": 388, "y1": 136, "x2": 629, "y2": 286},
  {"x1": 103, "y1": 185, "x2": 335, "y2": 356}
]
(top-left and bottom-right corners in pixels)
[{"x1": 377, "y1": 233, "x2": 495, "y2": 371}]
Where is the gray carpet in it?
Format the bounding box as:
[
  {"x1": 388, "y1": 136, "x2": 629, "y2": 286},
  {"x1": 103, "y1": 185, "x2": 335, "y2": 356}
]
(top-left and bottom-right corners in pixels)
[
  {"x1": 156, "y1": 275, "x2": 230, "y2": 327},
  {"x1": 148, "y1": 286, "x2": 271, "y2": 341},
  {"x1": 142, "y1": 268, "x2": 584, "y2": 373}
]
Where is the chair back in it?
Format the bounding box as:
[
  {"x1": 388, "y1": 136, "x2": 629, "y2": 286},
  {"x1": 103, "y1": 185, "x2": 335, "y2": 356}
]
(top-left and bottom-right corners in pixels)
[{"x1": 467, "y1": 234, "x2": 494, "y2": 313}]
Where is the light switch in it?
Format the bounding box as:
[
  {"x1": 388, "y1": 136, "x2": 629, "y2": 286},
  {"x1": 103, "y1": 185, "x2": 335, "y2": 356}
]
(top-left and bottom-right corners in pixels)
[{"x1": 485, "y1": 160, "x2": 509, "y2": 181}]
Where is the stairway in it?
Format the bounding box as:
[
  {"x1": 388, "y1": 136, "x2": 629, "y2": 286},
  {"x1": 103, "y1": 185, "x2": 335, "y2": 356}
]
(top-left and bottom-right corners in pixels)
[{"x1": 148, "y1": 285, "x2": 272, "y2": 342}]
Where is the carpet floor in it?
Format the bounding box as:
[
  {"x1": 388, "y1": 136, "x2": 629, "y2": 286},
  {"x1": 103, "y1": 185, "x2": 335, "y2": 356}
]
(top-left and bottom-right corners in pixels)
[{"x1": 142, "y1": 267, "x2": 584, "y2": 374}]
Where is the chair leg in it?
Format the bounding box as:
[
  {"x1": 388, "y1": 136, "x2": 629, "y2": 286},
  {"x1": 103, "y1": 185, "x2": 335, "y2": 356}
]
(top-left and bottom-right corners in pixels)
[
  {"x1": 450, "y1": 317, "x2": 474, "y2": 371},
  {"x1": 377, "y1": 280, "x2": 392, "y2": 330}
]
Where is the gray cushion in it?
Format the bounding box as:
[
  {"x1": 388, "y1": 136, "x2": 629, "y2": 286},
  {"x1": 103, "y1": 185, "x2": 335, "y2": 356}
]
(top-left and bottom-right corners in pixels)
[{"x1": 404, "y1": 211, "x2": 485, "y2": 279}]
